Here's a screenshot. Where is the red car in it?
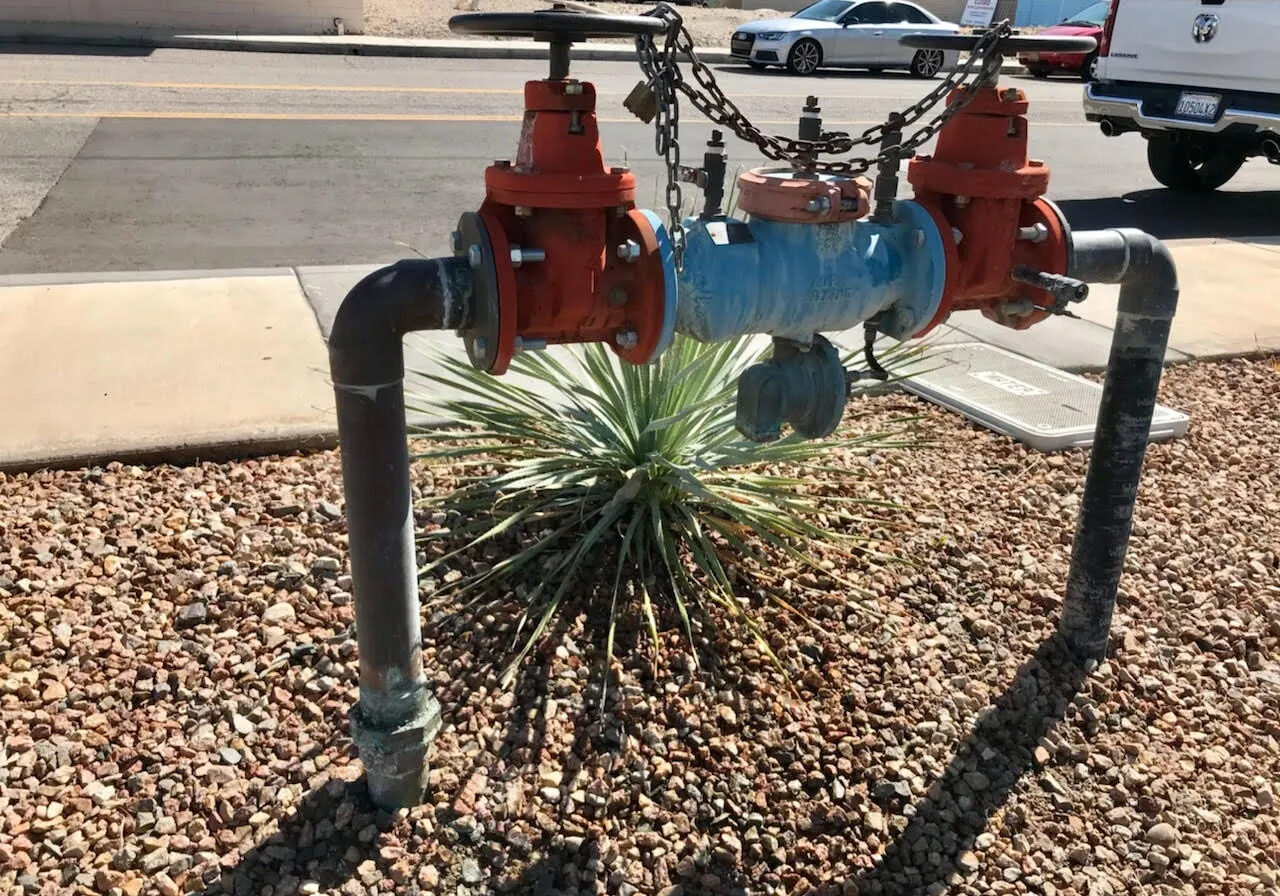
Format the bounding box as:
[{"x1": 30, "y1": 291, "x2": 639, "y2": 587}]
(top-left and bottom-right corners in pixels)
[{"x1": 1018, "y1": 1, "x2": 1110, "y2": 80}]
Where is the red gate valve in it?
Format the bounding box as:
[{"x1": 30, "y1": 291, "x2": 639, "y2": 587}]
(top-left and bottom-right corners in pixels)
[
  {"x1": 448, "y1": 11, "x2": 678, "y2": 374},
  {"x1": 900, "y1": 33, "x2": 1095, "y2": 336}
]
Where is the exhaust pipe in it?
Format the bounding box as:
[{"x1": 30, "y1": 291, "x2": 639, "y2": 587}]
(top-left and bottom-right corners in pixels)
[
  {"x1": 1262, "y1": 137, "x2": 1280, "y2": 164},
  {"x1": 1099, "y1": 119, "x2": 1117, "y2": 137}
]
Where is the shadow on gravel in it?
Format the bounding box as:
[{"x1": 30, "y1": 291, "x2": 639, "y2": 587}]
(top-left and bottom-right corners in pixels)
[
  {"x1": 1059, "y1": 189, "x2": 1280, "y2": 241},
  {"x1": 203, "y1": 776, "x2": 378, "y2": 896},
  {"x1": 841, "y1": 634, "x2": 1089, "y2": 895}
]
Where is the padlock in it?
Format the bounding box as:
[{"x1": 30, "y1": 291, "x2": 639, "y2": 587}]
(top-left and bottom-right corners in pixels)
[{"x1": 623, "y1": 80, "x2": 659, "y2": 124}]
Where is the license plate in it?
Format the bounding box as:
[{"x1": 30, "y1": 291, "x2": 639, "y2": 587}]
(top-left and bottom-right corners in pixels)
[{"x1": 1175, "y1": 91, "x2": 1221, "y2": 120}]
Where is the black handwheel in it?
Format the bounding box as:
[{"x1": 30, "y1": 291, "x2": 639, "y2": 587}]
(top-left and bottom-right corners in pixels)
[
  {"x1": 449, "y1": 10, "x2": 668, "y2": 39},
  {"x1": 450, "y1": 10, "x2": 667, "y2": 78},
  {"x1": 899, "y1": 33, "x2": 1097, "y2": 54}
]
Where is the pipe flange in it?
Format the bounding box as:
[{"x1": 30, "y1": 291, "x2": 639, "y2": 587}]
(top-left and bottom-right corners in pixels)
[{"x1": 454, "y1": 211, "x2": 510, "y2": 374}]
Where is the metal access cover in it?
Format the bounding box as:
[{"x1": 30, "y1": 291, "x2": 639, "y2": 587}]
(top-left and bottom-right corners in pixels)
[{"x1": 902, "y1": 342, "x2": 1190, "y2": 452}]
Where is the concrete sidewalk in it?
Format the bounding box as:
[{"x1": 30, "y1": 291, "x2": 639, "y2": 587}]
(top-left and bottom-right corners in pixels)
[{"x1": 1, "y1": 236, "x2": 1275, "y2": 472}]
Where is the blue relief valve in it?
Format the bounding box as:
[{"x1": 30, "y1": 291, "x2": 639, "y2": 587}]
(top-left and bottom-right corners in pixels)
[
  {"x1": 671, "y1": 141, "x2": 948, "y2": 441},
  {"x1": 735, "y1": 335, "x2": 848, "y2": 442}
]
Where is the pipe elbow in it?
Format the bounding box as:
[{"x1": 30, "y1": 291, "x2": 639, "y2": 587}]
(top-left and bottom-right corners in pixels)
[
  {"x1": 1114, "y1": 230, "x2": 1178, "y2": 320},
  {"x1": 330, "y1": 258, "x2": 473, "y2": 385},
  {"x1": 1070, "y1": 228, "x2": 1178, "y2": 320}
]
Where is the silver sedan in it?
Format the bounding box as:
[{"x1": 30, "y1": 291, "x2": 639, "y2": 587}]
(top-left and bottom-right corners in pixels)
[{"x1": 729, "y1": 0, "x2": 960, "y2": 77}]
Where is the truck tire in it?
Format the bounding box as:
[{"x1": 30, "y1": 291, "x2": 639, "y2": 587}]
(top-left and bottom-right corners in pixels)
[{"x1": 1147, "y1": 136, "x2": 1246, "y2": 192}]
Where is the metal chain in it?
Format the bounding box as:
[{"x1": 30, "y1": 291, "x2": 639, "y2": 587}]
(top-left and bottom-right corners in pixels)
[
  {"x1": 636, "y1": 10, "x2": 687, "y2": 266},
  {"x1": 636, "y1": 4, "x2": 1014, "y2": 226}
]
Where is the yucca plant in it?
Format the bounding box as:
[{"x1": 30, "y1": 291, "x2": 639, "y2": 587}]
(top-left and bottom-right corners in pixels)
[{"x1": 405, "y1": 335, "x2": 923, "y2": 688}]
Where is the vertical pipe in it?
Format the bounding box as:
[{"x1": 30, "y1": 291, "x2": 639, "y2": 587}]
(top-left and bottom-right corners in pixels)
[
  {"x1": 329, "y1": 258, "x2": 472, "y2": 808},
  {"x1": 337, "y1": 383, "x2": 438, "y2": 810},
  {"x1": 1059, "y1": 230, "x2": 1178, "y2": 659}
]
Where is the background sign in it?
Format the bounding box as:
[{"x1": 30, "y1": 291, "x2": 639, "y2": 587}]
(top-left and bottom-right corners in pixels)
[{"x1": 961, "y1": 0, "x2": 1000, "y2": 27}]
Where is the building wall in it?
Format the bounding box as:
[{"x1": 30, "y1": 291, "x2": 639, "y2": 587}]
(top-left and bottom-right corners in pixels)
[
  {"x1": 0, "y1": 0, "x2": 364, "y2": 34},
  {"x1": 1014, "y1": 0, "x2": 1095, "y2": 26}
]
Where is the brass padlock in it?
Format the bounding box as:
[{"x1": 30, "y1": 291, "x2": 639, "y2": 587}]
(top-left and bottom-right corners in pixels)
[{"x1": 623, "y1": 80, "x2": 658, "y2": 124}]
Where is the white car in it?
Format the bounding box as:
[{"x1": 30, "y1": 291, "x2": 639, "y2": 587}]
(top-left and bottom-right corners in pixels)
[{"x1": 729, "y1": 0, "x2": 960, "y2": 77}]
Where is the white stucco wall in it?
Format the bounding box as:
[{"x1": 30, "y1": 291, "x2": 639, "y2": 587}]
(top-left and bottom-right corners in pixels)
[{"x1": 0, "y1": 0, "x2": 364, "y2": 35}]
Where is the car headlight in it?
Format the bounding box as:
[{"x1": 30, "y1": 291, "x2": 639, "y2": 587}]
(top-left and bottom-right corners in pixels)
[{"x1": 758, "y1": 32, "x2": 786, "y2": 41}]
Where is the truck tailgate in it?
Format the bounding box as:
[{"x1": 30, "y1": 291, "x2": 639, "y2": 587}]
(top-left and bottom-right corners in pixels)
[{"x1": 1102, "y1": 0, "x2": 1277, "y2": 94}]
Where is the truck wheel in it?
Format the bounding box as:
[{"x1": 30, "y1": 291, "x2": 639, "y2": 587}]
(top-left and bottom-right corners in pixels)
[{"x1": 1147, "y1": 136, "x2": 1246, "y2": 191}]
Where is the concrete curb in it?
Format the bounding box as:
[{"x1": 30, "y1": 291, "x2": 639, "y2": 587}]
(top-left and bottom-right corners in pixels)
[
  {"x1": 5, "y1": 29, "x2": 1026, "y2": 72},
  {"x1": 0, "y1": 425, "x2": 338, "y2": 476}
]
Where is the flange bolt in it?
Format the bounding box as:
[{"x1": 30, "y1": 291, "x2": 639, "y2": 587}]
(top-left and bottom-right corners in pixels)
[
  {"x1": 510, "y1": 246, "x2": 546, "y2": 268},
  {"x1": 616, "y1": 328, "x2": 639, "y2": 349},
  {"x1": 616, "y1": 240, "x2": 641, "y2": 262}
]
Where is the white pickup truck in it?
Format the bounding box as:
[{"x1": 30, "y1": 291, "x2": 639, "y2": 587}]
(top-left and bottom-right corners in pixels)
[{"x1": 1083, "y1": 0, "x2": 1279, "y2": 191}]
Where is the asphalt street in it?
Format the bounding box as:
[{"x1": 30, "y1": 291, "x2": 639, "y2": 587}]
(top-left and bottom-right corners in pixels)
[{"x1": 1, "y1": 43, "x2": 1277, "y2": 273}]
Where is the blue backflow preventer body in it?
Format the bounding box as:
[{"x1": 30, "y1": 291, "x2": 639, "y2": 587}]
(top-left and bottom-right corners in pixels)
[{"x1": 674, "y1": 199, "x2": 948, "y2": 344}]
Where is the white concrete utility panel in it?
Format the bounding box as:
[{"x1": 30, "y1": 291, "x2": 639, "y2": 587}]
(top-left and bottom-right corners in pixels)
[{"x1": 903, "y1": 342, "x2": 1190, "y2": 452}]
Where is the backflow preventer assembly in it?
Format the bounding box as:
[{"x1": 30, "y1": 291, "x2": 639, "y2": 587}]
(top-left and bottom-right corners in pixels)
[{"x1": 326, "y1": 8, "x2": 1180, "y2": 808}]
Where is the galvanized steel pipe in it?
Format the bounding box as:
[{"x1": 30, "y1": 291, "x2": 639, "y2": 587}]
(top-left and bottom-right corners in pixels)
[
  {"x1": 329, "y1": 258, "x2": 473, "y2": 809},
  {"x1": 1059, "y1": 229, "x2": 1179, "y2": 660}
]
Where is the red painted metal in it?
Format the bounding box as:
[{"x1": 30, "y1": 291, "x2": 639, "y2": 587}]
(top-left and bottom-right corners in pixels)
[
  {"x1": 909, "y1": 86, "x2": 1071, "y2": 335},
  {"x1": 737, "y1": 169, "x2": 872, "y2": 223},
  {"x1": 472, "y1": 77, "x2": 669, "y2": 370}
]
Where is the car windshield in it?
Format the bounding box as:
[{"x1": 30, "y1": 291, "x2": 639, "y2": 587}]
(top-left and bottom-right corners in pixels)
[
  {"x1": 1063, "y1": 1, "x2": 1110, "y2": 26},
  {"x1": 793, "y1": 0, "x2": 856, "y2": 22}
]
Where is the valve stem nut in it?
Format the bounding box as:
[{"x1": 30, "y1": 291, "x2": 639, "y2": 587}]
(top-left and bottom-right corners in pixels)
[
  {"x1": 615, "y1": 328, "x2": 639, "y2": 349},
  {"x1": 616, "y1": 240, "x2": 641, "y2": 262}
]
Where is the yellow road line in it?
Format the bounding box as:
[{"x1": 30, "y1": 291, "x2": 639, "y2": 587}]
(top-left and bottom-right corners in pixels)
[
  {"x1": 1, "y1": 77, "x2": 1082, "y2": 102},
  {"x1": 0, "y1": 110, "x2": 1089, "y2": 126},
  {"x1": 3, "y1": 111, "x2": 522, "y2": 121},
  {"x1": 4, "y1": 78, "x2": 522, "y2": 95}
]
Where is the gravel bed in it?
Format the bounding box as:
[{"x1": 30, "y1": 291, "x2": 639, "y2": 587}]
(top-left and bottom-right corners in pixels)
[
  {"x1": 1, "y1": 357, "x2": 1277, "y2": 896},
  {"x1": 363, "y1": 1, "x2": 781, "y2": 47}
]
